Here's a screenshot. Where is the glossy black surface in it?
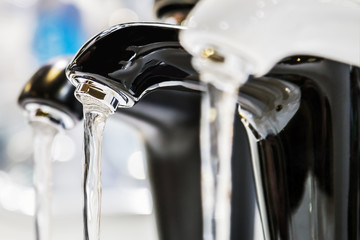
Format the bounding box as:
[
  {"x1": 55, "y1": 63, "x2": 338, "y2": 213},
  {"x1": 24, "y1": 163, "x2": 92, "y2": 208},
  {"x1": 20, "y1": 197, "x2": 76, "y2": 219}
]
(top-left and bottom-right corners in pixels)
[
  {"x1": 246, "y1": 58, "x2": 360, "y2": 239},
  {"x1": 67, "y1": 23, "x2": 198, "y2": 101},
  {"x1": 18, "y1": 58, "x2": 83, "y2": 122}
]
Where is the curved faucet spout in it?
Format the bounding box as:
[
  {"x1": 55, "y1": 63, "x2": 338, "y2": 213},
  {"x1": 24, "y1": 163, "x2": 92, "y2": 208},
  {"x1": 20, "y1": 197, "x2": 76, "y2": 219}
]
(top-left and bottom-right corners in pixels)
[
  {"x1": 180, "y1": 0, "x2": 360, "y2": 77},
  {"x1": 19, "y1": 57, "x2": 83, "y2": 129},
  {"x1": 66, "y1": 22, "x2": 201, "y2": 108}
]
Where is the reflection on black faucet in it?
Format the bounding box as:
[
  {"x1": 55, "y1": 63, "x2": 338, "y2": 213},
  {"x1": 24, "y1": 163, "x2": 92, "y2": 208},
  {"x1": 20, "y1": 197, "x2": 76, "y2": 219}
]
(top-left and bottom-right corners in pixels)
[
  {"x1": 246, "y1": 58, "x2": 360, "y2": 240},
  {"x1": 66, "y1": 23, "x2": 200, "y2": 105}
]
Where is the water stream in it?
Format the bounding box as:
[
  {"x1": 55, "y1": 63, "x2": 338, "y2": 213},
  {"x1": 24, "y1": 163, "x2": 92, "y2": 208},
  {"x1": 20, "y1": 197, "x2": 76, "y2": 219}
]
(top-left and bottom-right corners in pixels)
[
  {"x1": 31, "y1": 121, "x2": 59, "y2": 240},
  {"x1": 201, "y1": 82, "x2": 239, "y2": 240},
  {"x1": 81, "y1": 102, "x2": 112, "y2": 240}
]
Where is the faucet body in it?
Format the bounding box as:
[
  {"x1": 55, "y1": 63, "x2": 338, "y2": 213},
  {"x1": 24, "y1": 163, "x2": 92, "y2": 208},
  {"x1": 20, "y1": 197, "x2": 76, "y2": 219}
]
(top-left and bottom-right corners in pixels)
[
  {"x1": 247, "y1": 59, "x2": 360, "y2": 239},
  {"x1": 67, "y1": 22, "x2": 257, "y2": 240}
]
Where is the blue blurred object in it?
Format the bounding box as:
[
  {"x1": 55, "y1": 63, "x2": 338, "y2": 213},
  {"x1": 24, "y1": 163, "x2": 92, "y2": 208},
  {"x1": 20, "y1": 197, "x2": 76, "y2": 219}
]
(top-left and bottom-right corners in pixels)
[{"x1": 32, "y1": 2, "x2": 86, "y2": 63}]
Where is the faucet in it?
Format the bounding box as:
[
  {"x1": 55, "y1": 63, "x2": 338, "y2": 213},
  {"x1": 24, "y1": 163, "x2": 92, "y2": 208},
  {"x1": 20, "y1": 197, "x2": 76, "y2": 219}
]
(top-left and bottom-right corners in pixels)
[
  {"x1": 66, "y1": 23, "x2": 204, "y2": 240},
  {"x1": 18, "y1": 57, "x2": 82, "y2": 240},
  {"x1": 18, "y1": 57, "x2": 82, "y2": 129},
  {"x1": 181, "y1": 0, "x2": 360, "y2": 77},
  {"x1": 180, "y1": 0, "x2": 360, "y2": 239}
]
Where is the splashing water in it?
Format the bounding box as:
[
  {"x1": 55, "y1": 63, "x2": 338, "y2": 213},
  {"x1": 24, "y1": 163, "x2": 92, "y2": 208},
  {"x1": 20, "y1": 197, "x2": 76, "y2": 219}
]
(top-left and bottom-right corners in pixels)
[
  {"x1": 31, "y1": 121, "x2": 58, "y2": 240},
  {"x1": 81, "y1": 102, "x2": 112, "y2": 240},
  {"x1": 201, "y1": 82, "x2": 239, "y2": 240}
]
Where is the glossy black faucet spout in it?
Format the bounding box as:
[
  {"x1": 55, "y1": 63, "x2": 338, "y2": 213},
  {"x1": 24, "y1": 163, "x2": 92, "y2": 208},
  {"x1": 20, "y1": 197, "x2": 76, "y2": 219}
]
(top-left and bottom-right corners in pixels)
[
  {"x1": 18, "y1": 57, "x2": 83, "y2": 129},
  {"x1": 66, "y1": 23, "x2": 200, "y2": 106}
]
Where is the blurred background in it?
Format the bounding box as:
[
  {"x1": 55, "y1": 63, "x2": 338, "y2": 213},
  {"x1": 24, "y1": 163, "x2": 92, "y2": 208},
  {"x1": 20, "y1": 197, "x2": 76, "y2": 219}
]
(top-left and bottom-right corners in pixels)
[{"x1": 0, "y1": 0, "x2": 159, "y2": 239}]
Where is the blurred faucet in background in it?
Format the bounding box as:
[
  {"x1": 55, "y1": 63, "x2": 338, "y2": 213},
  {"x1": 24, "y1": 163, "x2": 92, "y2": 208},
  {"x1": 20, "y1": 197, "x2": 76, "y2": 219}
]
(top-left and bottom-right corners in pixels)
[{"x1": 18, "y1": 57, "x2": 82, "y2": 240}]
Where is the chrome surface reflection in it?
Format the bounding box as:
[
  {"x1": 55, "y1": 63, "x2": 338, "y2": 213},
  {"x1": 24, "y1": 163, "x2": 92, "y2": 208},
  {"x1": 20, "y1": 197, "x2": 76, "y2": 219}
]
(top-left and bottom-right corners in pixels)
[{"x1": 241, "y1": 58, "x2": 360, "y2": 240}]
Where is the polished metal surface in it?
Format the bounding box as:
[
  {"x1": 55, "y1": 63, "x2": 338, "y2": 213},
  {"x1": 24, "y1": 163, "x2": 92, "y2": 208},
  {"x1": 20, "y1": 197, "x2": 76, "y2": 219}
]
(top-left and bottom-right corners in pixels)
[
  {"x1": 242, "y1": 58, "x2": 360, "y2": 240},
  {"x1": 25, "y1": 103, "x2": 76, "y2": 130},
  {"x1": 66, "y1": 22, "x2": 197, "y2": 103},
  {"x1": 239, "y1": 77, "x2": 301, "y2": 140},
  {"x1": 75, "y1": 80, "x2": 128, "y2": 111}
]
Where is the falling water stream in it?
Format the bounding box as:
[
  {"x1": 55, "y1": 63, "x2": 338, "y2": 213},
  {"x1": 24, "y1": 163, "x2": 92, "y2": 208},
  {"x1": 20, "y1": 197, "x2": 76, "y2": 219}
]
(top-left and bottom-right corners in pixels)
[
  {"x1": 196, "y1": 46, "x2": 251, "y2": 240},
  {"x1": 201, "y1": 82, "x2": 240, "y2": 240},
  {"x1": 81, "y1": 100, "x2": 112, "y2": 240},
  {"x1": 31, "y1": 121, "x2": 59, "y2": 240}
]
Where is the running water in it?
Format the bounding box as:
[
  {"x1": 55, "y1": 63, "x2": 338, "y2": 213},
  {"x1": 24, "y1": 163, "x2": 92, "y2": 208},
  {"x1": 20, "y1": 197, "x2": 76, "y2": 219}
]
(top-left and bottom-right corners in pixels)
[
  {"x1": 81, "y1": 102, "x2": 112, "y2": 240},
  {"x1": 31, "y1": 121, "x2": 58, "y2": 240},
  {"x1": 200, "y1": 82, "x2": 239, "y2": 240},
  {"x1": 196, "y1": 48, "x2": 250, "y2": 240}
]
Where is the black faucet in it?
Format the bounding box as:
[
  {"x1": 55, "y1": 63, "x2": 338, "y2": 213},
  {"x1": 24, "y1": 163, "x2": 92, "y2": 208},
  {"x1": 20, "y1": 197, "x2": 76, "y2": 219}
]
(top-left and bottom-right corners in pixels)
[
  {"x1": 66, "y1": 22, "x2": 258, "y2": 240},
  {"x1": 18, "y1": 57, "x2": 82, "y2": 128}
]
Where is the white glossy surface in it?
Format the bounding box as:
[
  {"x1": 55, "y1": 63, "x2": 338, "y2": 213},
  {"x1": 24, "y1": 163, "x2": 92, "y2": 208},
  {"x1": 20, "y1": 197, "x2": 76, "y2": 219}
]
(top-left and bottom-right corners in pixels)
[{"x1": 181, "y1": 0, "x2": 360, "y2": 77}]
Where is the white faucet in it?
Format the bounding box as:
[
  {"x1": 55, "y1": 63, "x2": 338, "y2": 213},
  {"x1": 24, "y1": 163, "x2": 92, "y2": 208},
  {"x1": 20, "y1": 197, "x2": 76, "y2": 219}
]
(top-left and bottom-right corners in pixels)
[
  {"x1": 180, "y1": 1, "x2": 360, "y2": 240},
  {"x1": 180, "y1": 0, "x2": 360, "y2": 78}
]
